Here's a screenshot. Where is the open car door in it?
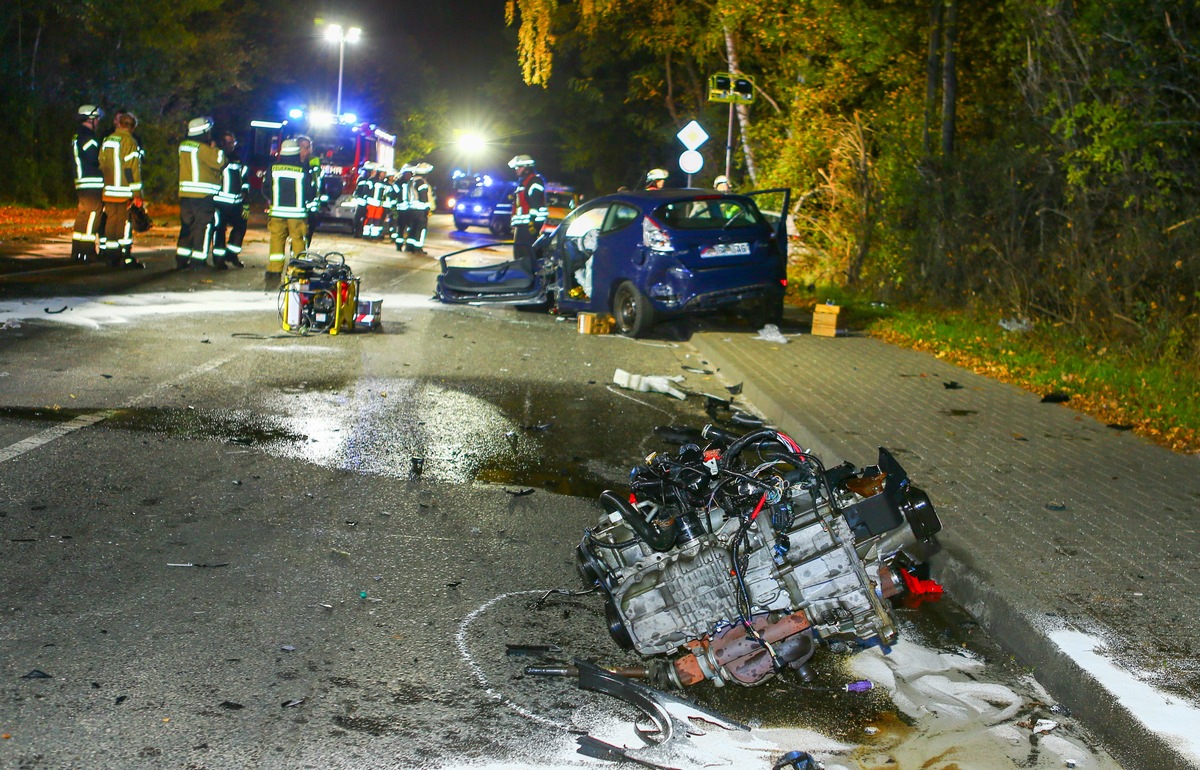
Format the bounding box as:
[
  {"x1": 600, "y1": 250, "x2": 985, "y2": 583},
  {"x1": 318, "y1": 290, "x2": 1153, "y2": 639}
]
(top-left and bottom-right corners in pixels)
[
  {"x1": 435, "y1": 241, "x2": 551, "y2": 305},
  {"x1": 742, "y1": 187, "x2": 792, "y2": 324}
]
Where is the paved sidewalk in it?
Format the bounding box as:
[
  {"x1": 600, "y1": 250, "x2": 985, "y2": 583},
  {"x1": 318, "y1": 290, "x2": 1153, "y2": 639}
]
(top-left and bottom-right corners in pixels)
[{"x1": 690, "y1": 323, "x2": 1200, "y2": 770}]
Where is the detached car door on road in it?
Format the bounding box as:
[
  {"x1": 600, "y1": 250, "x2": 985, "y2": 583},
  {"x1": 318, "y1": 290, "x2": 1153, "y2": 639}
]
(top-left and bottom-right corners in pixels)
[{"x1": 436, "y1": 188, "x2": 790, "y2": 337}]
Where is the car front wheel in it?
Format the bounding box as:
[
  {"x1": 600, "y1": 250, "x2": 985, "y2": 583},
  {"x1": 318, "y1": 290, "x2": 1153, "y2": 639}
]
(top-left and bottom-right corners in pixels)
[
  {"x1": 612, "y1": 281, "x2": 655, "y2": 338},
  {"x1": 453, "y1": 218, "x2": 467, "y2": 231}
]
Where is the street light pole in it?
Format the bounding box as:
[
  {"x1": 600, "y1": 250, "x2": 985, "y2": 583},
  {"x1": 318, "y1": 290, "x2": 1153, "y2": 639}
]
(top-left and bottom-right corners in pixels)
[{"x1": 324, "y1": 24, "x2": 361, "y2": 120}]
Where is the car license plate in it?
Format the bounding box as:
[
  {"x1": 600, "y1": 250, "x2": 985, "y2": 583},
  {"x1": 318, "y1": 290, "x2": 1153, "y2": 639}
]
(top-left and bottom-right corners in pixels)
[{"x1": 701, "y1": 242, "x2": 751, "y2": 258}]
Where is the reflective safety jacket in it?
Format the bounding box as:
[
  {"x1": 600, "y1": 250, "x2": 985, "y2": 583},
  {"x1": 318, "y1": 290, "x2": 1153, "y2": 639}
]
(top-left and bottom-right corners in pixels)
[
  {"x1": 265, "y1": 160, "x2": 309, "y2": 219},
  {"x1": 215, "y1": 159, "x2": 249, "y2": 205},
  {"x1": 178, "y1": 140, "x2": 225, "y2": 199},
  {"x1": 392, "y1": 174, "x2": 413, "y2": 211},
  {"x1": 367, "y1": 177, "x2": 389, "y2": 207},
  {"x1": 408, "y1": 175, "x2": 432, "y2": 212},
  {"x1": 353, "y1": 176, "x2": 372, "y2": 207},
  {"x1": 72, "y1": 126, "x2": 103, "y2": 191},
  {"x1": 100, "y1": 128, "x2": 143, "y2": 202},
  {"x1": 511, "y1": 170, "x2": 547, "y2": 227}
]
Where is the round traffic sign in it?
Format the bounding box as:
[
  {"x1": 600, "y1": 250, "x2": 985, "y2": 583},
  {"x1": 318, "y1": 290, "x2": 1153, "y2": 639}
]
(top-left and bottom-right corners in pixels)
[{"x1": 679, "y1": 150, "x2": 704, "y2": 175}]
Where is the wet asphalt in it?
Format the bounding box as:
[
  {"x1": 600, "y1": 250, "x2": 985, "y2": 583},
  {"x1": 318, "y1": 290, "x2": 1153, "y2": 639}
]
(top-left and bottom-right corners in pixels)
[{"x1": 0, "y1": 221, "x2": 1124, "y2": 769}]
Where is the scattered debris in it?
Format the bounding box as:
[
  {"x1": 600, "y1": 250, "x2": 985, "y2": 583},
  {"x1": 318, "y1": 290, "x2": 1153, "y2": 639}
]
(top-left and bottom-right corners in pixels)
[
  {"x1": 773, "y1": 750, "x2": 825, "y2": 770},
  {"x1": 20, "y1": 670, "x2": 52, "y2": 679},
  {"x1": 725, "y1": 382, "x2": 743, "y2": 395},
  {"x1": 410, "y1": 457, "x2": 425, "y2": 475},
  {"x1": 998, "y1": 317, "x2": 1033, "y2": 332},
  {"x1": 576, "y1": 735, "x2": 679, "y2": 770},
  {"x1": 115, "y1": 695, "x2": 128, "y2": 705},
  {"x1": 653, "y1": 425, "x2": 705, "y2": 445},
  {"x1": 504, "y1": 487, "x2": 535, "y2": 497},
  {"x1": 44, "y1": 306, "x2": 69, "y2": 314},
  {"x1": 612, "y1": 369, "x2": 686, "y2": 400},
  {"x1": 943, "y1": 380, "x2": 964, "y2": 390},
  {"x1": 864, "y1": 726, "x2": 879, "y2": 735},
  {"x1": 280, "y1": 698, "x2": 305, "y2": 708},
  {"x1": 218, "y1": 701, "x2": 244, "y2": 710},
  {"x1": 898, "y1": 567, "x2": 944, "y2": 596},
  {"x1": 505, "y1": 643, "x2": 563, "y2": 658},
  {"x1": 681, "y1": 366, "x2": 713, "y2": 375},
  {"x1": 1106, "y1": 423, "x2": 1133, "y2": 431},
  {"x1": 704, "y1": 395, "x2": 732, "y2": 416},
  {"x1": 730, "y1": 411, "x2": 765, "y2": 428},
  {"x1": 166, "y1": 562, "x2": 229, "y2": 568},
  {"x1": 753, "y1": 324, "x2": 789, "y2": 344},
  {"x1": 520, "y1": 421, "x2": 554, "y2": 431},
  {"x1": 1045, "y1": 501, "x2": 1067, "y2": 511},
  {"x1": 281, "y1": 645, "x2": 296, "y2": 652},
  {"x1": 1041, "y1": 392, "x2": 1070, "y2": 403},
  {"x1": 101, "y1": 374, "x2": 113, "y2": 379}
]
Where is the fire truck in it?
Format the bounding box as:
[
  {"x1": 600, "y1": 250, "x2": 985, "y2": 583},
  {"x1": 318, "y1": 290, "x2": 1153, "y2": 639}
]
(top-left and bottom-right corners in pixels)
[{"x1": 248, "y1": 114, "x2": 396, "y2": 233}]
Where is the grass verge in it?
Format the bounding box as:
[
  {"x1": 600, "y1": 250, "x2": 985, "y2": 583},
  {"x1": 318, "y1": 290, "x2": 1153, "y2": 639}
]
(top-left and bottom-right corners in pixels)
[{"x1": 838, "y1": 301, "x2": 1198, "y2": 454}]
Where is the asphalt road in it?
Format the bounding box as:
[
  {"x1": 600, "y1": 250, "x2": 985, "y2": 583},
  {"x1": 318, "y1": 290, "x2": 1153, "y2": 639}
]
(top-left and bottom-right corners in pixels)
[{"x1": 0, "y1": 218, "x2": 1124, "y2": 769}]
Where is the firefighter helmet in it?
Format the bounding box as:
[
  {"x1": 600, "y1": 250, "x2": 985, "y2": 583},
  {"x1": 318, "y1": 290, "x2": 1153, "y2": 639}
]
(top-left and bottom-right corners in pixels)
[
  {"x1": 713, "y1": 175, "x2": 731, "y2": 190},
  {"x1": 76, "y1": 104, "x2": 103, "y2": 121},
  {"x1": 646, "y1": 168, "x2": 669, "y2": 183},
  {"x1": 507, "y1": 155, "x2": 535, "y2": 169},
  {"x1": 187, "y1": 117, "x2": 214, "y2": 136},
  {"x1": 279, "y1": 139, "x2": 301, "y2": 156},
  {"x1": 410, "y1": 162, "x2": 433, "y2": 176}
]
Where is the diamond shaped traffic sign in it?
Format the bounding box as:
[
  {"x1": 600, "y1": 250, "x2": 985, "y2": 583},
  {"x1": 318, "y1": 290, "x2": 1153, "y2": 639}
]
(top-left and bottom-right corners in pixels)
[{"x1": 676, "y1": 120, "x2": 709, "y2": 151}]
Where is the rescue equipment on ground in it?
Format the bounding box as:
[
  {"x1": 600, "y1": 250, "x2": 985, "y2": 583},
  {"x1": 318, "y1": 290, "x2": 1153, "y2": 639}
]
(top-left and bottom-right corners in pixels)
[
  {"x1": 278, "y1": 251, "x2": 382, "y2": 335},
  {"x1": 577, "y1": 425, "x2": 943, "y2": 688}
]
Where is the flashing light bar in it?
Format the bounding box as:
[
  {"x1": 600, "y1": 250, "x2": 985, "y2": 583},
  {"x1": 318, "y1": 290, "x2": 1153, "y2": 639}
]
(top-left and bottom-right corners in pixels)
[
  {"x1": 374, "y1": 129, "x2": 396, "y2": 143},
  {"x1": 251, "y1": 120, "x2": 284, "y2": 129}
]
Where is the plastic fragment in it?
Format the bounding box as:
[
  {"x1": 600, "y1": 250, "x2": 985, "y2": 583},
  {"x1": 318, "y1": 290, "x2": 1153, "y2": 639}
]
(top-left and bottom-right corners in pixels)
[
  {"x1": 281, "y1": 698, "x2": 305, "y2": 708},
  {"x1": 753, "y1": 324, "x2": 789, "y2": 344},
  {"x1": 1033, "y1": 719, "x2": 1058, "y2": 734},
  {"x1": 280, "y1": 645, "x2": 295, "y2": 652},
  {"x1": 773, "y1": 750, "x2": 824, "y2": 770},
  {"x1": 613, "y1": 368, "x2": 687, "y2": 400}
]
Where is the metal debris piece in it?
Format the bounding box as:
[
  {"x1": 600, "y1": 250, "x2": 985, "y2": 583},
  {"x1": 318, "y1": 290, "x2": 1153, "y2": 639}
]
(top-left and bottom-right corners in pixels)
[
  {"x1": 410, "y1": 457, "x2": 425, "y2": 475},
  {"x1": 505, "y1": 487, "x2": 535, "y2": 497},
  {"x1": 1045, "y1": 502, "x2": 1067, "y2": 511},
  {"x1": 505, "y1": 643, "x2": 563, "y2": 658},
  {"x1": 1032, "y1": 719, "x2": 1059, "y2": 734},
  {"x1": 943, "y1": 381, "x2": 964, "y2": 390},
  {"x1": 730, "y1": 411, "x2": 765, "y2": 428},
  {"x1": 681, "y1": 366, "x2": 713, "y2": 375},
  {"x1": 281, "y1": 645, "x2": 296, "y2": 652},
  {"x1": 166, "y1": 562, "x2": 229, "y2": 568},
  {"x1": 20, "y1": 670, "x2": 52, "y2": 679},
  {"x1": 280, "y1": 698, "x2": 305, "y2": 708},
  {"x1": 725, "y1": 382, "x2": 743, "y2": 395},
  {"x1": 575, "y1": 735, "x2": 680, "y2": 770}
]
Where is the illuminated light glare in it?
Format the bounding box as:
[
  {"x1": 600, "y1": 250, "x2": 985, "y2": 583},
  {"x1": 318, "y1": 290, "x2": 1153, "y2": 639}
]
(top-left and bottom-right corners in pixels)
[
  {"x1": 346, "y1": 27, "x2": 362, "y2": 43},
  {"x1": 325, "y1": 23, "x2": 343, "y2": 42},
  {"x1": 340, "y1": 112, "x2": 358, "y2": 124},
  {"x1": 288, "y1": 108, "x2": 304, "y2": 120},
  {"x1": 456, "y1": 132, "x2": 488, "y2": 154},
  {"x1": 251, "y1": 120, "x2": 284, "y2": 129},
  {"x1": 374, "y1": 129, "x2": 395, "y2": 143},
  {"x1": 309, "y1": 111, "x2": 335, "y2": 127}
]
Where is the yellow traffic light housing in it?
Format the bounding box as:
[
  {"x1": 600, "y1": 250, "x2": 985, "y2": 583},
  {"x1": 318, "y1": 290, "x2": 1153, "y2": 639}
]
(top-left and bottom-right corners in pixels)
[{"x1": 708, "y1": 72, "x2": 755, "y2": 105}]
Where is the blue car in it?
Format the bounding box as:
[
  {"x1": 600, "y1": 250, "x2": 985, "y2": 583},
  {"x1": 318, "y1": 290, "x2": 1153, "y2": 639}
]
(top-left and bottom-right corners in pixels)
[
  {"x1": 452, "y1": 178, "x2": 517, "y2": 236},
  {"x1": 436, "y1": 188, "x2": 791, "y2": 337}
]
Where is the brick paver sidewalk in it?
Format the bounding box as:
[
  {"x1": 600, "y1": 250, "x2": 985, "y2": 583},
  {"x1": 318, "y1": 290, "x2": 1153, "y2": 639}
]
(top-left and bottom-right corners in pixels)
[{"x1": 691, "y1": 327, "x2": 1200, "y2": 770}]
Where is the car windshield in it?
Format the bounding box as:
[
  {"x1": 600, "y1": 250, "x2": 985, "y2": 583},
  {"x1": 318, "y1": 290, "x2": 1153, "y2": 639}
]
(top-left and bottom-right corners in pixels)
[
  {"x1": 546, "y1": 192, "x2": 577, "y2": 209},
  {"x1": 652, "y1": 197, "x2": 765, "y2": 230}
]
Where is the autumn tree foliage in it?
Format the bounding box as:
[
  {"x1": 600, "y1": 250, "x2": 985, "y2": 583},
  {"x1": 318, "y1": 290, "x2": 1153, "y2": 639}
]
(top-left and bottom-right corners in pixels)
[{"x1": 510, "y1": 0, "x2": 1200, "y2": 362}]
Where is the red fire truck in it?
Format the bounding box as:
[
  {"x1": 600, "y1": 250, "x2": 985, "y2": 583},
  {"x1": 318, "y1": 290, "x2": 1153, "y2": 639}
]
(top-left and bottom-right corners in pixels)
[{"x1": 248, "y1": 114, "x2": 396, "y2": 232}]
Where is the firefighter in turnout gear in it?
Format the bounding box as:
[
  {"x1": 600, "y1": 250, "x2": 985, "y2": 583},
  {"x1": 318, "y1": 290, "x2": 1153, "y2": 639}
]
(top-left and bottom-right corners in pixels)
[
  {"x1": 264, "y1": 139, "x2": 309, "y2": 279},
  {"x1": 644, "y1": 168, "x2": 668, "y2": 190},
  {"x1": 389, "y1": 167, "x2": 412, "y2": 250},
  {"x1": 402, "y1": 162, "x2": 432, "y2": 253},
  {"x1": 212, "y1": 131, "x2": 248, "y2": 269},
  {"x1": 352, "y1": 163, "x2": 374, "y2": 238},
  {"x1": 176, "y1": 116, "x2": 225, "y2": 269},
  {"x1": 382, "y1": 168, "x2": 403, "y2": 245},
  {"x1": 508, "y1": 155, "x2": 546, "y2": 265},
  {"x1": 363, "y1": 166, "x2": 389, "y2": 240},
  {"x1": 71, "y1": 104, "x2": 105, "y2": 262},
  {"x1": 296, "y1": 135, "x2": 322, "y2": 248},
  {"x1": 100, "y1": 112, "x2": 145, "y2": 268}
]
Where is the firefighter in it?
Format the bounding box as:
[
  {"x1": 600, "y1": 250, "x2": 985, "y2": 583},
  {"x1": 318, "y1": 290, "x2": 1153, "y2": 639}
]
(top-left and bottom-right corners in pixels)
[
  {"x1": 713, "y1": 175, "x2": 732, "y2": 192},
  {"x1": 176, "y1": 116, "x2": 225, "y2": 269},
  {"x1": 296, "y1": 134, "x2": 322, "y2": 248},
  {"x1": 403, "y1": 162, "x2": 433, "y2": 253},
  {"x1": 352, "y1": 163, "x2": 374, "y2": 238},
  {"x1": 390, "y1": 166, "x2": 413, "y2": 251},
  {"x1": 71, "y1": 104, "x2": 105, "y2": 262},
  {"x1": 99, "y1": 112, "x2": 145, "y2": 269},
  {"x1": 508, "y1": 155, "x2": 546, "y2": 265},
  {"x1": 362, "y1": 166, "x2": 390, "y2": 240},
  {"x1": 212, "y1": 131, "x2": 248, "y2": 269},
  {"x1": 264, "y1": 139, "x2": 309, "y2": 279},
  {"x1": 644, "y1": 168, "x2": 668, "y2": 190}
]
